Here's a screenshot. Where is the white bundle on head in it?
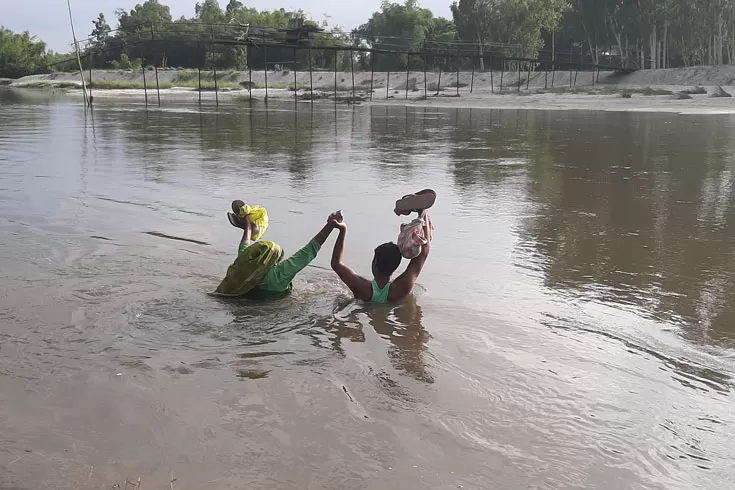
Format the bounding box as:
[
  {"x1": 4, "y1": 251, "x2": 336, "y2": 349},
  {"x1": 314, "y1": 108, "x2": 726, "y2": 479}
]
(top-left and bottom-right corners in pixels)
[{"x1": 397, "y1": 211, "x2": 433, "y2": 259}]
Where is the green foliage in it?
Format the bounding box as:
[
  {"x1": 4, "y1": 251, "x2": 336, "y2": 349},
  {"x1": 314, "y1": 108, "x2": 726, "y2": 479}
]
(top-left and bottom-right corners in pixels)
[
  {"x1": 555, "y1": 0, "x2": 735, "y2": 68},
  {"x1": 426, "y1": 17, "x2": 456, "y2": 43},
  {"x1": 353, "y1": 0, "x2": 454, "y2": 70},
  {"x1": 226, "y1": 0, "x2": 244, "y2": 15},
  {"x1": 91, "y1": 13, "x2": 112, "y2": 48},
  {"x1": 9, "y1": 0, "x2": 735, "y2": 80},
  {"x1": 114, "y1": 0, "x2": 174, "y2": 67},
  {"x1": 0, "y1": 28, "x2": 50, "y2": 78},
  {"x1": 196, "y1": 0, "x2": 226, "y2": 24},
  {"x1": 108, "y1": 53, "x2": 143, "y2": 70},
  {"x1": 116, "y1": 0, "x2": 173, "y2": 31},
  {"x1": 44, "y1": 51, "x2": 78, "y2": 72},
  {"x1": 452, "y1": 0, "x2": 565, "y2": 59}
]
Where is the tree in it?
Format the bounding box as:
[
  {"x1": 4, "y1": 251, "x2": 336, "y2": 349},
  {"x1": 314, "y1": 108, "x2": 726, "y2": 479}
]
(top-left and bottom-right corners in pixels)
[
  {"x1": 87, "y1": 12, "x2": 117, "y2": 68},
  {"x1": 452, "y1": 0, "x2": 566, "y2": 63},
  {"x1": 426, "y1": 17, "x2": 457, "y2": 43},
  {"x1": 195, "y1": 0, "x2": 226, "y2": 24},
  {"x1": 117, "y1": 0, "x2": 173, "y2": 31},
  {"x1": 0, "y1": 28, "x2": 50, "y2": 78},
  {"x1": 225, "y1": 0, "x2": 244, "y2": 16},
  {"x1": 115, "y1": 0, "x2": 173, "y2": 66},
  {"x1": 552, "y1": 0, "x2": 735, "y2": 69},
  {"x1": 353, "y1": 0, "x2": 450, "y2": 70},
  {"x1": 91, "y1": 13, "x2": 112, "y2": 48},
  {"x1": 559, "y1": 0, "x2": 606, "y2": 64}
]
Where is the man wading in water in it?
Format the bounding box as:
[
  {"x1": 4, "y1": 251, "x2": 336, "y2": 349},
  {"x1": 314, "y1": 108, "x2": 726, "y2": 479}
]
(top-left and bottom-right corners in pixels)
[{"x1": 329, "y1": 191, "x2": 435, "y2": 303}]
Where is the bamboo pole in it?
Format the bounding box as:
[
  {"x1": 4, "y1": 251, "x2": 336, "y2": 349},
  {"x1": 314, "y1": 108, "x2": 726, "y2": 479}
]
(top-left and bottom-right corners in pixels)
[
  {"x1": 264, "y1": 44, "x2": 269, "y2": 102},
  {"x1": 456, "y1": 66, "x2": 459, "y2": 96},
  {"x1": 424, "y1": 53, "x2": 428, "y2": 98},
  {"x1": 526, "y1": 64, "x2": 531, "y2": 90},
  {"x1": 88, "y1": 55, "x2": 93, "y2": 104},
  {"x1": 470, "y1": 57, "x2": 475, "y2": 93},
  {"x1": 350, "y1": 49, "x2": 355, "y2": 102},
  {"x1": 198, "y1": 67, "x2": 202, "y2": 104},
  {"x1": 517, "y1": 62, "x2": 521, "y2": 92},
  {"x1": 500, "y1": 60, "x2": 505, "y2": 94},
  {"x1": 436, "y1": 63, "x2": 442, "y2": 95},
  {"x1": 308, "y1": 45, "x2": 314, "y2": 102},
  {"x1": 247, "y1": 45, "x2": 252, "y2": 102},
  {"x1": 213, "y1": 66, "x2": 219, "y2": 105},
  {"x1": 155, "y1": 66, "x2": 161, "y2": 106},
  {"x1": 500, "y1": 61, "x2": 504, "y2": 93},
  {"x1": 490, "y1": 57, "x2": 494, "y2": 93},
  {"x1": 569, "y1": 56, "x2": 573, "y2": 89},
  {"x1": 66, "y1": 0, "x2": 89, "y2": 106},
  {"x1": 386, "y1": 71, "x2": 390, "y2": 99},
  {"x1": 334, "y1": 50, "x2": 338, "y2": 103},
  {"x1": 370, "y1": 52, "x2": 375, "y2": 101},
  {"x1": 294, "y1": 47, "x2": 298, "y2": 104},
  {"x1": 142, "y1": 67, "x2": 148, "y2": 106},
  {"x1": 405, "y1": 54, "x2": 410, "y2": 100}
]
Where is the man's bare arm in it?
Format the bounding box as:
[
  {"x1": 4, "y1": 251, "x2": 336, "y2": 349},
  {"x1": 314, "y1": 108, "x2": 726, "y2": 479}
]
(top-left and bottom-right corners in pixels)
[
  {"x1": 313, "y1": 222, "x2": 335, "y2": 246},
  {"x1": 330, "y1": 223, "x2": 372, "y2": 301},
  {"x1": 388, "y1": 217, "x2": 432, "y2": 301}
]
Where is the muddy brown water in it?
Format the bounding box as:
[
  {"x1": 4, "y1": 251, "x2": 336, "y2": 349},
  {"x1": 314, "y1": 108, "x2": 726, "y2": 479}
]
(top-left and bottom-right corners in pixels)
[{"x1": 1, "y1": 92, "x2": 734, "y2": 489}]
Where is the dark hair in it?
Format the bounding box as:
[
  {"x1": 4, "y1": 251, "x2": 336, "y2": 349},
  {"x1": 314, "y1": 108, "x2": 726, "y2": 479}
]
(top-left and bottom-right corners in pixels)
[{"x1": 374, "y1": 242, "x2": 402, "y2": 276}]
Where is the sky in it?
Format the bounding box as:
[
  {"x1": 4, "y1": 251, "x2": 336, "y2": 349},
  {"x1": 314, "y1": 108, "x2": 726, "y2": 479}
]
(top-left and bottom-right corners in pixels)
[{"x1": 1, "y1": 0, "x2": 453, "y2": 53}]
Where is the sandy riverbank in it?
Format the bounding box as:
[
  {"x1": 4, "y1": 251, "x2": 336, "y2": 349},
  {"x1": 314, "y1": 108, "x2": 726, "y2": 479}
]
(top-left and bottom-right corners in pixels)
[{"x1": 6, "y1": 66, "x2": 735, "y2": 113}]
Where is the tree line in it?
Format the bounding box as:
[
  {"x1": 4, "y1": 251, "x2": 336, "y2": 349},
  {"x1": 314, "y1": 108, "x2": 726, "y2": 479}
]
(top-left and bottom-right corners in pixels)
[{"x1": 2, "y1": 0, "x2": 735, "y2": 78}]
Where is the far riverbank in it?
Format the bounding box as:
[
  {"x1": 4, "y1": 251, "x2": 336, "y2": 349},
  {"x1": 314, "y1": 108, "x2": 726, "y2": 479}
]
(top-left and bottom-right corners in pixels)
[{"x1": 5, "y1": 66, "x2": 735, "y2": 114}]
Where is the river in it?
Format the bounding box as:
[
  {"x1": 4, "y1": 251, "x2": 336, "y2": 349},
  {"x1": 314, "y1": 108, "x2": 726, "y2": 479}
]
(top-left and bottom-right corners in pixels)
[{"x1": 1, "y1": 92, "x2": 733, "y2": 489}]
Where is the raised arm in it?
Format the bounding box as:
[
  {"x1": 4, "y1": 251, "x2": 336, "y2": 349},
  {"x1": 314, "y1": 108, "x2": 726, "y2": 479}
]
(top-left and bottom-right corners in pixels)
[
  {"x1": 329, "y1": 217, "x2": 373, "y2": 301},
  {"x1": 239, "y1": 218, "x2": 253, "y2": 252},
  {"x1": 313, "y1": 221, "x2": 336, "y2": 246},
  {"x1": 388, "y1": 216, "x2": 432, "y2": 302}
]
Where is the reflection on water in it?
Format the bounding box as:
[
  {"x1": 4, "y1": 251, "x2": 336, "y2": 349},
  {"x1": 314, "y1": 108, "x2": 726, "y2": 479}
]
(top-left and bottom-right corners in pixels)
[
  {"x1": 1, "y1": 94, "x2": 734, "y2": 489},
  {"x1": 323, "y1": 295, "x2": 433, "y2": 384},
  {"x1": 515, "y1": 111, "x2": 735, "y2": 347}
]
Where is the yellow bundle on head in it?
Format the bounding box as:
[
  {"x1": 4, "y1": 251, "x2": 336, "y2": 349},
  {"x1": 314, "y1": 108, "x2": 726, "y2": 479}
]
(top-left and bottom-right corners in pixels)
[{"x1": 237, "y1": 204, "x2": 269, "y2": 241}]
